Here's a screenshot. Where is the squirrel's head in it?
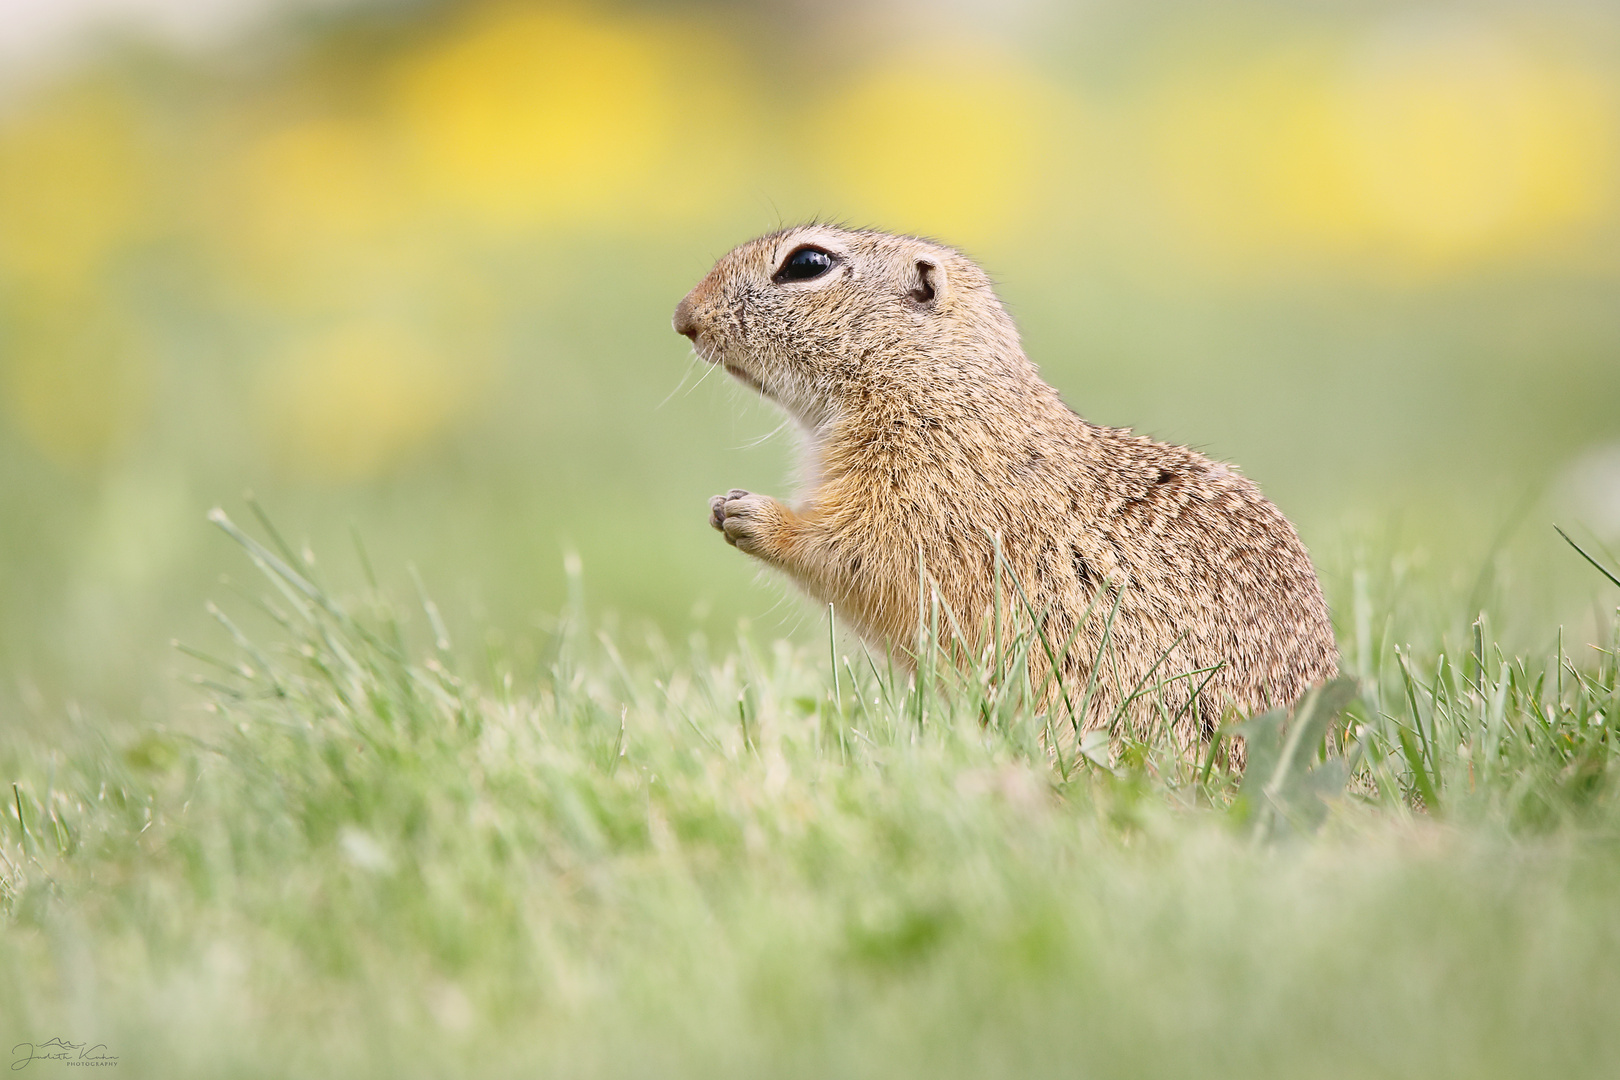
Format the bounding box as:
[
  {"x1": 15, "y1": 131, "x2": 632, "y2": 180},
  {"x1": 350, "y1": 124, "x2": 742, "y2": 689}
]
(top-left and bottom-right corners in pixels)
[{"x1": 673, "y1": 224, "x2": 1021, "y2": 430}]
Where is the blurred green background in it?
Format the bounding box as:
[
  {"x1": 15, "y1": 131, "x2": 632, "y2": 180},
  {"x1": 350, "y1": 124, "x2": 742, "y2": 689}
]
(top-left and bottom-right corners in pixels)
[{"x1": 2, "y1": 0, "x2": 1618, "y2": 722}]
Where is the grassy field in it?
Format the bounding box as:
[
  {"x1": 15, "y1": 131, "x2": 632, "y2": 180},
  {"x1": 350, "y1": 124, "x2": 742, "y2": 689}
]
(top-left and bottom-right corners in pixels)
[{"x1": 2, "y1": 510, "x2": 1617, "y2": 1078}]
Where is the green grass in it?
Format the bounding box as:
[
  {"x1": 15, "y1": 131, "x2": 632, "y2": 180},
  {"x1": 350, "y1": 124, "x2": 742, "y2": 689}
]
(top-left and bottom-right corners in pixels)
[{"x1": 2, "y1": 512, "x2": 1619, "y2": 1079}]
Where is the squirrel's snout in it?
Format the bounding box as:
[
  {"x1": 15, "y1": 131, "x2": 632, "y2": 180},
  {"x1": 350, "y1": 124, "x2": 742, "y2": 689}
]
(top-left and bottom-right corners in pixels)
[{"x1": 672, "y1": 297, "x2": 699, "y2": 341}]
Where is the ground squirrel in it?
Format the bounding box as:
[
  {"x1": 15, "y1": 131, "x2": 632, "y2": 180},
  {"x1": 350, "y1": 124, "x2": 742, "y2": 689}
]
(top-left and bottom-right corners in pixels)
[{"x1": 674, "y1": 224, "x2": 1338, "y2": 751}]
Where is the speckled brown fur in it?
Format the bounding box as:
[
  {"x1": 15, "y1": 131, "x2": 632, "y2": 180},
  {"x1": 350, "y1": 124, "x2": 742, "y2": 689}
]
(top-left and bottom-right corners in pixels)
[{"x1": 674, "y1": 224, "x2": 1338, "y2": 754}]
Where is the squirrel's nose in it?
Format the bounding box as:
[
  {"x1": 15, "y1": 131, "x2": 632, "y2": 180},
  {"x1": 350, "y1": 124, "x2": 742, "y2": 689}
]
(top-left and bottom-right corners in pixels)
[{"x1": 672, "y1": 297, "x2": 698, "y2": 340}]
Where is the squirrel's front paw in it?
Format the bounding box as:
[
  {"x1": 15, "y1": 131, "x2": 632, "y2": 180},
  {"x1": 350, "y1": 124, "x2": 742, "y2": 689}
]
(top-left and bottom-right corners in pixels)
[{"x1": 708, "y1": 489, "x2": 782, "y2": 559}]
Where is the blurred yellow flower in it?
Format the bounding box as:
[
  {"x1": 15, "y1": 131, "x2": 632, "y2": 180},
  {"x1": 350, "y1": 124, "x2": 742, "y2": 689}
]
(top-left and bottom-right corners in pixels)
[
  {"x1": 806, "y1": 46, "x2": 1088, "y2": 249},
  {"x1": 1149, "y1": 41, "x2": 1362, "y2": 262},
  {"x1": 1148, "y1": 18, "x2": 1619, "y2": 275},
  {"x1": 389, "y1": 5, "x2": 745, "y2": 229},
  {"x1": 0, "y1": 82, "x2": 154, "y2": 292},
  {"x1": 259, "y1": 321, "x2": 470, "y2": 482},
  {"x1": 1342, "y1": 20, "x2": 1616, "y2": 263},
  {"x1": 0, "y1": 82, "x2": 158, "y2": 465},
  {"x1": 217, "y1": 115, "x2": 412, "y2": 297}
]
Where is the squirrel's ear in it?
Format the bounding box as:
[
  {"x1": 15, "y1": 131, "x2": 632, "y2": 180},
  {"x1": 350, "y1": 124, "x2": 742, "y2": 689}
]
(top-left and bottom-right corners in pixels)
[{"x1": 906, "y1": 259, "x2": 940, "y2": 311}]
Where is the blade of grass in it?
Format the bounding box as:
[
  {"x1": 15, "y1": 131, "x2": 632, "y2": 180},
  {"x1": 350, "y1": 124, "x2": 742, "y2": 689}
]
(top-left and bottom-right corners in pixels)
[{"x1": 1556, "y1": 525, "x2": 1620, "y2": 591}]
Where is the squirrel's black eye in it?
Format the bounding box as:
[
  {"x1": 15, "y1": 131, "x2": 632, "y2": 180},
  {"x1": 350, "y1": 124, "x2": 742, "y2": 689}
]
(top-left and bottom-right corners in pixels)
[{"x1": 774, "y1": 246, "x2": 835, "y2": 283}]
